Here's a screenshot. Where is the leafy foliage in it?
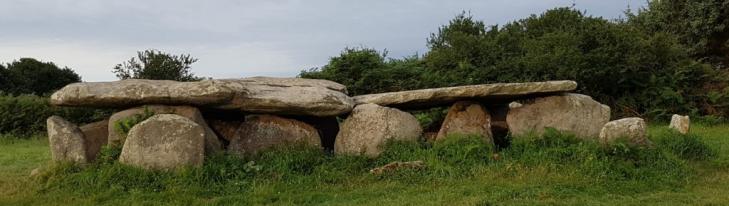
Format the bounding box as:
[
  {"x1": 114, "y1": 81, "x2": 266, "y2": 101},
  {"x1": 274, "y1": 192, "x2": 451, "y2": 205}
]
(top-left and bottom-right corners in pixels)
[
  {"x1": 0, "y1": 58, "x2": 81, "y2": 95},
  {"x1": 299, "y1": 48, "x2": 425, "y2": 96},
  {"x1": 113, "y1": 107, "x2": 155, "y2": 136},
  {"x1": 301, "y1": 8, "x2": 721, "y2": 119},
  {"x1": 0, "y1": 94, "x2": 110, "y2": 137},
  {"x1": 629, "y1": 0, "x2": 729, "y2": 67},
  {"x1": 113, "y1": 49, "x2": 203, "y2": 81}
]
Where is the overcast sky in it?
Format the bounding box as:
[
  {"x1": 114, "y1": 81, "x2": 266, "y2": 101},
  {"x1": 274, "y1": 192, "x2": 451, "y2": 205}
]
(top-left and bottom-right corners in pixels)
[{"x1": 0, "y1": 0, "x2": 648, "y2": 81}]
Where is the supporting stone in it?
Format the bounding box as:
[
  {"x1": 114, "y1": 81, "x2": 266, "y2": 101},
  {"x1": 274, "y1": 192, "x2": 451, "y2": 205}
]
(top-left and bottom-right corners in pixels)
[{"x1": 334, "y1": 104, "x2": 422, "y2": 157}]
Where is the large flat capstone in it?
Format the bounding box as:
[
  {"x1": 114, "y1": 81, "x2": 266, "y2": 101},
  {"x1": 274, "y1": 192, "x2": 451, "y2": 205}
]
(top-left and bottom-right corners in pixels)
[
  {"x1": 50, "y1": 77, "x2": 354, "y2": 116},
  {"x1": 352, "y1": 80, "x2": 577, "y2": 108}
]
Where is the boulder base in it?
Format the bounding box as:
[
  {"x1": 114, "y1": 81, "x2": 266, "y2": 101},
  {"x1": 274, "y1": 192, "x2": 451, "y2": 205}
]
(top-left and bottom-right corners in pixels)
[
  {"x1": 119, "y1": 114, "x2": 205, "y2": 170},
  {"x1": 107, "y1": 105, "x2": 221, "y2": 154},
  {"x1": 79, "y1": 119, "x2": 109, "y2": 161},
  {"x1": 506, "y1": 93, "x2": 610, "y2": 138},
  {"x1": 47, "y1": 116, "x2": 88, "y2": 163},
  {"x1": 670, "y1": 114, "x2": 690, "y2": 134},
  {"x1": 599, "y1": 118, "x2": 651, "y2": 146},
  {"x1": 227, "y1": 115, "x2": 321, "y2": 156},
  {"x1": 436, "y1": 101, "x2": 493, "y2": 144},
  {"x1": 335, "y1": 104, "x2": 422, "y2": 157}
]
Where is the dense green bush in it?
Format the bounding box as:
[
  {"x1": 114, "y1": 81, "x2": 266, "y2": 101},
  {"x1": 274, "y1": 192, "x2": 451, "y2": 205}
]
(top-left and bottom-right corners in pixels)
[
  {"x1": 629, "y1": 0, "x2": 729, "y2": 67},
  {"x1": 0, "y1": 94, "x2": 110, "y2": 137},
  {"x1": 0, "y1": 58, "x2": 81, "y2": 95},
  {"x1": 300, "y1": 8, "x2": 726, "y2": 119}
]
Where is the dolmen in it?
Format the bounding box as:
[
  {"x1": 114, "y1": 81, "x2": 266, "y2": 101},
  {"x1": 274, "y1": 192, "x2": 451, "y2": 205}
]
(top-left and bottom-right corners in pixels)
[{"x1": 47, "y1": 77, "x2": 648, "y2": 170}]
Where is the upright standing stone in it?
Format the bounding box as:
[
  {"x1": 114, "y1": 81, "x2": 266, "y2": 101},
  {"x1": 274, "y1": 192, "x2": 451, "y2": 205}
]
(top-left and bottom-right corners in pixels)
[
  {"x1": 107, "y1": 105, "x2": 221, "y2": 154},
  {"x1": 335, "y1": 104, "x2": 422, "y2": 157},
  {"x1": 599, "y1": 118, "x2": 651, "y2": 146},
  {"x1": 436, "y1": 101, "x2": 493, "y2": 144},
  {"x1": 47, "y1": 116, "x2": 88, "y2": 163},
  {"x1": 79, "y1": 119, "x2": 109, "y2": 161},
  {"x1": 227, "y1": 115, "x2": 321, "y2": 157},
  {"x1": 119, "y1": 114, "x2": 205, "y2": 170},
  {"x1": 506, "y1": 93, "x2": 610, "y2": 138},
  {"x1": 669, "y1": 114, "x2": 690, "y2": 134}
]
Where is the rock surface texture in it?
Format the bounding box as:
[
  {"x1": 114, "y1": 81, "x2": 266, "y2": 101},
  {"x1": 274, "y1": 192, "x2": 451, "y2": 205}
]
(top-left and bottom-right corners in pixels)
[
  {"x1": 335, "y1": 104, "x2": 422, "y2": 157},
  {"x1": 107, "y1": 105, "x2": 221, "y2": 154},
  {"x1": 119, "y1": 114, "x2": 205, "y2": 170},
  {"x1": 79, "y1": 120, "x2": 109, "y2": 161},
  {"x1": 352, "y1": 80, "x2": 577, "y2": 108},
  {"x1": 599, "y1": 118, "x2": 651, "y2": 146},
  {"x1": 50, "y1": 77, "x2": 354, "y2": 116},
  {"x1": 47, "y1": 116, "x2": 88, "y2": 163},
  {"x1": 227, "y1": 115, "x2": 321, "y2": 157},
  {"x1": 436, "y1": 101, "x2": 493, "y2": 144},
  {"x1": 506, "y1": 93, "x2": 610, "y2": 138},
  {"x1": 670, "y1": 114, "x2": 690, "y2": 134}
]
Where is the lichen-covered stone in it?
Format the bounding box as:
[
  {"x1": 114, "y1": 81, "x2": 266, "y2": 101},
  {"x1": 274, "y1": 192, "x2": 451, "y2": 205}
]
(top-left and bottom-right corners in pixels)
[
  {"x1": 47, "y1": 116, "x2": 87, "y2": 163},
  {"x1": 599, "y1": 117, "x2": 651, "y2": 146},
  {"x1": 79, "y1": 119, "x2": 108, "y2": 161},
  {"x1": 119, "y1": 114, "x2": 205, "y2": 170},
  {"x1": 227, "y1": 115, "x2": 321, "y2": 157},
  {"x1": 436, "y1": 101, "x2": 493, "y2": 145},
  {"x1": 107, "y1": 105, "x2": 221, "y2": 154},
  {"x1": 507, "y1": 93, "x2": 610, "y2": 138},
  {"x1": 669, "y1": 114, "x2": 690, "y2": 134},
  {"x1": 50, "y1": 77, "x2": 354, "y2": 116},
  {"x1": 335, "y1": 104, "x2": 422, "y2": 157},
  {"x1": 352, "y1": 80, "x2": 577, "y2": 108}
]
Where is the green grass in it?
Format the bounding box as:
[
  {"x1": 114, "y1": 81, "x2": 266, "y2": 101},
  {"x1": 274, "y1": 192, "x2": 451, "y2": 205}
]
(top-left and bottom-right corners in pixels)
[{"x1": 1, "y1": 124, "x2": 729, "y2": 205}]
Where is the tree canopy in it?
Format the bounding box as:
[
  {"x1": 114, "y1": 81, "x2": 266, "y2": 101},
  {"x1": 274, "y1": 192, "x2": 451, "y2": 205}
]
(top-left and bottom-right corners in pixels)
[
  {"x1": 300, "y1": 7, "x2": 727, "y2": 119},
  {"x1": 113, "y1": 49, "x2": 203, "y2": 81},
  {"x1": 0, "y1": 58, "x2": 81, "y2": 95},
  {"x1": 629, "y1": 0, "x2": 729, "y2": 67}
]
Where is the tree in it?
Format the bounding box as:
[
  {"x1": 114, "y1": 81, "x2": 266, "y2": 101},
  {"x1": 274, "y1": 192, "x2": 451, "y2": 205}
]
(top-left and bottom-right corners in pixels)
[
  {"x1": 113, "y1": 49, "x2": 202, "y2": 81},
  {"x1": 629, "y1": 0, "x2": 729, "y2": 67},
  {"x1": 299, "y1": 48, "x2": 388, "y2": 95},
  {"x1": 0, "y1": 58, "x2": 81, "y2": 95},
  {"x1": 0, "y1": 64, "x2": 11, "y2": 93}
]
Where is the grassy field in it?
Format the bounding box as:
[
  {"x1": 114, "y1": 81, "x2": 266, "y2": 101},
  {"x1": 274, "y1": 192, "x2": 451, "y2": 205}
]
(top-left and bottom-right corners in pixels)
[{"x1": 0, "y1": 124, "x2": 728, "y2": 206}]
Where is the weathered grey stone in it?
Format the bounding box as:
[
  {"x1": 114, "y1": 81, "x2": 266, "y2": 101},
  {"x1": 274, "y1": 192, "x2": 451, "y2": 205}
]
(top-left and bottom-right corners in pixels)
[
  {"x1": 599, "y1": 117, "x2": 651, "y2": 146},
  {"x1": 47, "y1": 116, "x2": 87, "y2": 163},
  {"x1": 352, "y1": 80, "x2": 577, "y2": 108},
  {"x1": 79, "y1": 119, "x2": 108, "y2": 161},
  {"x1": 208, "y1": 119, "x2": 242, "y2": 142},
  {"x1": 335, "y1": 104, "x2": 422, "y2": 157},
  {"x1": 107, "y1": 105, "x2": 221, "y2": 154},
  {"x1": 227, "y1": 115, "x2": 321, "y2": 157},
  {"x1": 50, "y1": 77, "x2": 354, "y2": 116},
  {"x1": 506, "y1": 93, "x2": 610, "y2": 138},
  {"x1": 119, "y1": 114, "x2": 205, "y2": 170},
  {"x1": 670, "y1": 114, "x2": 690, "y2": 134},
  {"x1": 436, "y1": 101, "x2": 493, "y2": 144}
]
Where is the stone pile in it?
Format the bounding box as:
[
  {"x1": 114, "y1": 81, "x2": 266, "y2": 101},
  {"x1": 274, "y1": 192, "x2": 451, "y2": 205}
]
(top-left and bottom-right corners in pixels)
[
  {"x1": 47, "y1": 77, "x2": 660, "y2": 170},
  {"x1": 48, "y1": 77, "x2": 352, "y2": 170}
]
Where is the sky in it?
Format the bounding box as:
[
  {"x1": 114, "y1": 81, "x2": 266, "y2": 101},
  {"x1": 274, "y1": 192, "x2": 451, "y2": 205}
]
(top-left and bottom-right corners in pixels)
[{"x1": 0, "y1": 0, "x2": 648, "y2": 82}]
